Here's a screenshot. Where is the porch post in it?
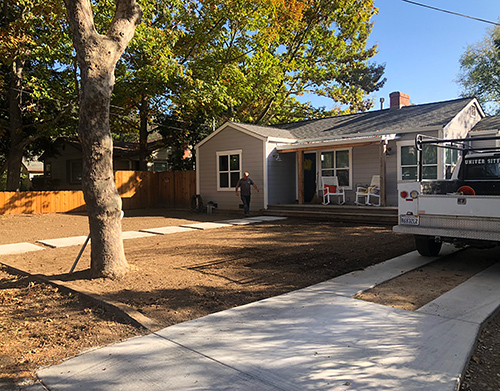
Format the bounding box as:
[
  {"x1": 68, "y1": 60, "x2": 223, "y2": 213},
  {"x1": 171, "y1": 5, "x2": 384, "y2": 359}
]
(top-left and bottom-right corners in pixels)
[
  {"x1": 298, "y1": 150, "x2": 304, "y2": 204},
  {"x1": 379, "y1": 141, "x2": 387, "y2": 207}
]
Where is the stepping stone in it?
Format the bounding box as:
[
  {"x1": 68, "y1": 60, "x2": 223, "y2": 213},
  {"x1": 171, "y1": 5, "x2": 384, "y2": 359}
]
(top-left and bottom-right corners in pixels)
[
  {"x1": 246, "y1": 216, "x2": 287, "y2": 221},
  {"x1": 37, "y1": 236, "x2": 89, "y2": 248},
  {"x1": 180, "y1": 222, "x2": 232, "y2": 230},
  {"x1": 0, "y1": 242, "x2": 45, "y2": 255},
  {"x1": 217, "y1": 219, "x2": 257, "y2": 226},
  {"x1": 122, "y1": 231, "x2": 156, "y2": 240},
  {"x1": 140, "y1": 226, "x2": 196, "y2": 235}
]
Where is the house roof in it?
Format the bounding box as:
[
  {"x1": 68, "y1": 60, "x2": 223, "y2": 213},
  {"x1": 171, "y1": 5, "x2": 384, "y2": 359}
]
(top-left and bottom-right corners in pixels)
[
  {"x1": 274, "y1": 97, "x2": 476, "y2": 140},
  {"x1": 230, "y1": 122, "x2": 297, "y2": 140},
  {"x1": 471, "y1": 116, "x2": 500, "y2": 131},
  {"x1": 40, "y1": 138, "x2": 168, "y2": 160},
  {"x1": 196, "y1": 97, "x2": 481, "y2": 150}
]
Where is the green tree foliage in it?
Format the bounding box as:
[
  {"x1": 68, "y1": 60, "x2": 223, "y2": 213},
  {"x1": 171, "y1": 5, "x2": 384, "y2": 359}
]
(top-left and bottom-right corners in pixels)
[
  {"x1": 0, "y1": 0, "x2": 77, "y2": 190},
  {"x1": 458, "y1": 23, "x2": 500, "y2": 115},
  {"x1": 187, "y1": 0, "x2": 384, "y2": 120},
  {"x1": 111, "y1": 0, "x2": 184, "y2": 169},
  {"x1": 159, "y1": 0, "x2": 385, "y2": 168},
  {"x1": 2, "y1": 0, "x2": 384, "y2": 177}
]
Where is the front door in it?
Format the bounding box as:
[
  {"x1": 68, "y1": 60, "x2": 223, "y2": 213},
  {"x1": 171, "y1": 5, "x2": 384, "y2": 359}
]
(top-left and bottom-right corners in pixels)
[{"x1": 304, "y1": 152, "x2": 317, "y2": 203}]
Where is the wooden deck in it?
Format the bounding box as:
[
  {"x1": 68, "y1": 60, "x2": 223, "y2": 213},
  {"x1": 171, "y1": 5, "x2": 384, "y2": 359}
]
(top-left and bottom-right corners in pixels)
[{"x1": 264, "y1": 203, "x2": 398, "y2": 226}]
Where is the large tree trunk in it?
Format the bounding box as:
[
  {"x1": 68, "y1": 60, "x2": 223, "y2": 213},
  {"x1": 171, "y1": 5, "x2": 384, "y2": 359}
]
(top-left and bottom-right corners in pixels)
[
  {"x1": 79, "y1": 78, "x2": 127, "y2": 279},
  {"x1": 6, "y1": 143, "x2": 24, "y2": 191},
  {"x1": 6, "y1": 58, "x2": 25, "y2": 191},
  {"x1": 65, "y1": 0, "x2": 142, "y2": 279}
]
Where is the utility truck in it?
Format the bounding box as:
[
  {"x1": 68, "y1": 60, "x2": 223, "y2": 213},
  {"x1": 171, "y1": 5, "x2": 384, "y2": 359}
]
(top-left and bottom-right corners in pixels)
[{"x1": 393, "y1": 133, "x2": 500, "y2": 256}]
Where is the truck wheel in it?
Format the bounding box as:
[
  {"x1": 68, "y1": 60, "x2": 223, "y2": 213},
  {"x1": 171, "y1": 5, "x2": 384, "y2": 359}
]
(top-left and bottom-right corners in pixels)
[{"x1": 415, "y1": 235, "x2": 442, "y2": 256}]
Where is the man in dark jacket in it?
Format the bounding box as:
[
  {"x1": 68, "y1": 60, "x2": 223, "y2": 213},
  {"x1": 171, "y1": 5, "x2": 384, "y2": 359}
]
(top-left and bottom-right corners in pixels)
[{"x1": 235, "y1": 172, "x2": 259, "y2": 216}]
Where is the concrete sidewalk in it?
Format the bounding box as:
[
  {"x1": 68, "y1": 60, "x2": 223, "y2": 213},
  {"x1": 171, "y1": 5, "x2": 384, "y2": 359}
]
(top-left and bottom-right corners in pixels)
[{"x1": 36, "y1": 247, "x2": 500, "y2": 391}]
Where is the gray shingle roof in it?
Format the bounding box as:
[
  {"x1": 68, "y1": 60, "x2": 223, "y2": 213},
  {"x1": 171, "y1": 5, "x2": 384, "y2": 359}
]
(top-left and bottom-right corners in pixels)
[
  {"x1": 229, "y1": 122, "x2": 297, "y2": 140},
  {"x1": 273, "y1": 98, "x2": 475, "y2": 140},
  {"x1": 472, "y1": 116, "x2": 500, "y2": 131}
]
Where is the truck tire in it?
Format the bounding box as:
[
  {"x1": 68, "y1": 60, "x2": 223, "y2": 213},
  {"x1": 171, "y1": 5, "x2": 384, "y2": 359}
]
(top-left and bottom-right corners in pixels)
[{"x1": 414, "y1": 235, "x2": 442, "y2": 257}]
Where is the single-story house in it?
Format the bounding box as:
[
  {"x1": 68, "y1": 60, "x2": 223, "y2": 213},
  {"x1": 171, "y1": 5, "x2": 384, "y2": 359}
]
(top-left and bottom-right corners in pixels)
[
  {"x1": 195, "y1": 92, "x2": 493, "y2": 210},
  {"x1": 38, "y1": 138, "x2": 174, "y2": 190}
]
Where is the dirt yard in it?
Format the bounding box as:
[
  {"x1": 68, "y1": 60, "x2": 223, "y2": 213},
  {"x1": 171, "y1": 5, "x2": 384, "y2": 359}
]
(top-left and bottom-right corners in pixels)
[{"x1": 0, "y1": 209, "x2": 498, "y2": 390}]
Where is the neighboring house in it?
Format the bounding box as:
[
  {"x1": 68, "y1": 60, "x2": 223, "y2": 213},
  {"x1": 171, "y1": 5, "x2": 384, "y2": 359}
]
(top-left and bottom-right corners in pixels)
[
  {"x1": 15, "y1": 158, "x2": 44, "y2": 190},
  {"x1": 195, "y1": 92, "x2": 487, "y2": 210},
  {"x1": 22, "y1": 158, "x2": 44, "y2": 180},
  {"x1": 39, "y1": 138, "x2": 174, "y2": 190},
  {"x1": 469, "y1": 116, "x2": 500, "y2": 150}
]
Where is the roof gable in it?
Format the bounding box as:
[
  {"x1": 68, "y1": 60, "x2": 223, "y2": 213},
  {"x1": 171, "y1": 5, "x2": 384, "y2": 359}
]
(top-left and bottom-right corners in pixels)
[{"x1": 195, "y1": 121, "x2": 296, "y2": 149}]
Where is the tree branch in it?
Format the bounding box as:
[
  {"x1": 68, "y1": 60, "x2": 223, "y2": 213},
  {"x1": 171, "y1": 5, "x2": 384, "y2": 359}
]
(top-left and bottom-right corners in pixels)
[
  {"x1": 108, "y1": 0, "x2": 142, "y2": 50},
  {"x1": 63, "y1": 0, "x2": 98, "y2": 49}
]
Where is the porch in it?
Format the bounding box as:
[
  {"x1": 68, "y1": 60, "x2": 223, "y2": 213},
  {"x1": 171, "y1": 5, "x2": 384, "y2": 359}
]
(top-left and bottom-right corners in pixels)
[{"x1": 263, "y1": 203, "x2": 398, "y2": 226}]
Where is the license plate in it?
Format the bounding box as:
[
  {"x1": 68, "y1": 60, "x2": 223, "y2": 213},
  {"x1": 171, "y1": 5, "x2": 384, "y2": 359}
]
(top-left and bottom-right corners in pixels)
[{"x1": 400, "y1": 215, "x2": 419, "y2": 226}]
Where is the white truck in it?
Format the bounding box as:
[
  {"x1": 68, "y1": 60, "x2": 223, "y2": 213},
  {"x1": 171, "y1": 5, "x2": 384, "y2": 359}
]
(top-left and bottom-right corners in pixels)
[{"x1": 393, "y1": 134, "x2": 500, "y2": 256}]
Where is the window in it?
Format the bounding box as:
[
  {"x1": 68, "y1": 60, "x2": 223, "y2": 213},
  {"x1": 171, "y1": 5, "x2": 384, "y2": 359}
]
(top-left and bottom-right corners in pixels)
[
  {"x1": 464, "y1": 157, "x2": 500, "y2": 180},
  {"x1": 217, "y1": 150, "x2": 241, "y2": 190},
  {"x1": 399, "y1": 142, "x2": 438, "y2": 180},
  {"x1": 445, "y1": 148, "x2": 459, "y2": 179},
  {"x1": 153, "y1": 161, "x2": 169, "y2": 172},
  {"x1": 44, "y1": 163, "x2": 52, "y2": 177},
  {"x1": 320, "y1": 149, "x2": 351, "y2": 188},
  {"x1": 70, "y1": 160, "x2": 83, "y2": 184}
]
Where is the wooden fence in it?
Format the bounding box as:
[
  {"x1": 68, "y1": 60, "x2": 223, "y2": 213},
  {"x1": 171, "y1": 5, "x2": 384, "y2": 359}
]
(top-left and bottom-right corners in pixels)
[{"x1": 0, "y1": 170, "x2": 196, "y2": 215}]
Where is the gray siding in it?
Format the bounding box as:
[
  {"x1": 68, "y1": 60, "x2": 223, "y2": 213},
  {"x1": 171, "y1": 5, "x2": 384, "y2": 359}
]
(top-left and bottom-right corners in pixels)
[
  {"x1": 349, "y1": 144, "x2": 379, "y2": 203},
  {"x1": 316, "y1": 143, "x2": 400, "y2": 206},
  {"x1": 470, "y1": 130, "x2": 500, "y2": 149},
  {"x1": 198, "y1": 126, "x2": 265, "y2": 211},
  {"x1": 267, "y1": 147, "x2": 296, "y2": 204}
]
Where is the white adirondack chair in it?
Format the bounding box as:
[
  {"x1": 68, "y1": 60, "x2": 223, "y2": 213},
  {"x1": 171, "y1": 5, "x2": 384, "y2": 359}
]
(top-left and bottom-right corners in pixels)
[
  {"x1": 355, "y1": 175, "x2": 380, "y2": 206},
  {"x1": 321, "y1": 176, "x2": 345, "y2": 205}
]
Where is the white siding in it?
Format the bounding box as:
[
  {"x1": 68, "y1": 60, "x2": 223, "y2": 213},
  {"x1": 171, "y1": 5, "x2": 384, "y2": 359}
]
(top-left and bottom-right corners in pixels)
[
  {"x1": 197, "y1": 126, "x2": 265, "y2": 211},
  {"x1": 443, "y1": 101, "x2": 482, "y2": 139}
]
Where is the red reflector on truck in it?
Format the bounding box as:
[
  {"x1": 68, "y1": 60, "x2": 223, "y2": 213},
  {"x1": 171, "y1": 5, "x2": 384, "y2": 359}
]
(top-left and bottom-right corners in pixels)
[{"x1": 400, "y1": 191, "x2": 408, "y2": 199}]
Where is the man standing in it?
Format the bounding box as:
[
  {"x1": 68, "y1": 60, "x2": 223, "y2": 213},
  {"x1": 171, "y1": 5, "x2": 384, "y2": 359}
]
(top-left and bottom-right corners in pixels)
[{"x1": 235, "y1": 172, "x2": 259, "y2": 216}]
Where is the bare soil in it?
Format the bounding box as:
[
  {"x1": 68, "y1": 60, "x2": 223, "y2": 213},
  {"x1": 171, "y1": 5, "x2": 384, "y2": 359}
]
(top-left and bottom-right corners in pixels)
[{"x1": 0, "y1": 209, "x2": 498, "y2": 390}]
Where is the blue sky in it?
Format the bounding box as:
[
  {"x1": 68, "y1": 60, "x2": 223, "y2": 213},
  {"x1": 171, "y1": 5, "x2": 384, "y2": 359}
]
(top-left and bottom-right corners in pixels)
[{"x1": 308, "y1": 0, "x2": 500, "y2": 110}]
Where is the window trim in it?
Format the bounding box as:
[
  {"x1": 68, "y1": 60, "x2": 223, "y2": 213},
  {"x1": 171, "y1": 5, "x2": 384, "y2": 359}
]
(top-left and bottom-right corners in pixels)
[
  {"x1": 397, "y1": 140, "x2": 439, "y2": 181},
  {"x1": 216, "y1": 150, "x2": 242, "y2": 191},
  {"x1": 319, "y1": 148, "x2": 353, "y2": 190}
]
